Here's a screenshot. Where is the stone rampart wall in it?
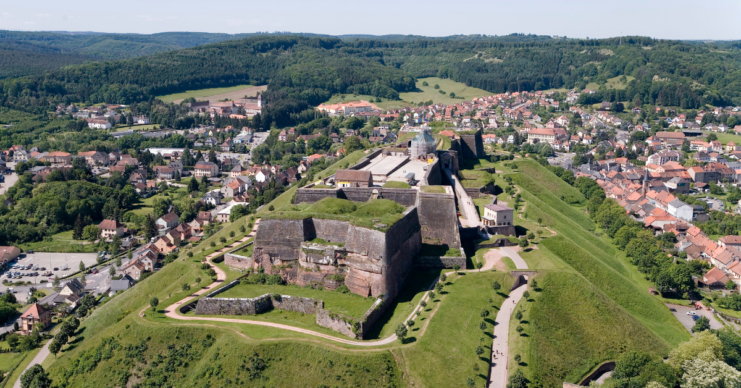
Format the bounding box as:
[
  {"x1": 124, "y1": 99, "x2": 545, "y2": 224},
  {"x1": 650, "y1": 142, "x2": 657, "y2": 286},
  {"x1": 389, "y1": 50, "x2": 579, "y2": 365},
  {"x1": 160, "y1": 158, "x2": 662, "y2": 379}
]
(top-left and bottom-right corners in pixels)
[
  {"x1": 414, "y1": 256, "x2": 467, "y2": 269},
  {"x1": 316, "y1": 309, "x2": 359, "y2": 338},
  {"x1": 459, "y1": 129, "x2": 484, "y2": 160},
  {"x1": 224, "y1": 242, "x2": 254, "y2": 269},
  {"x1": 194, "y1": 292, "x2": 322, "y2": 316},
  {"x1": 422, "y1": 158, "x2": 442, "y2": 186},
  {"x1": 484, "y1": 225, "x2": 517, "y2": 237},
  {"x1": 417, "y1": 192, "x2": 461, "y2": 249}
]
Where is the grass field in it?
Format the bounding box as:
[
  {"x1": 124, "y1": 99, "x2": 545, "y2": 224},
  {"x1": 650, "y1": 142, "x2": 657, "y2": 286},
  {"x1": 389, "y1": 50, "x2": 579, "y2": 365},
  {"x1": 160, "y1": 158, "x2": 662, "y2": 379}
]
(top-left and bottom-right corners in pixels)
[
  {"x1": 322, "y1": 94, "x2": 410, "y2": 110},
  {"x1": 701, "y1": 130, "x2": 741, "y2": 145},
  {"x1": 19, "y1": 230, "x2": 97, "y2": 253},
  {"x1": 399, "y1": 77, "x2": 491, "y2": 105},
  {"x1": 585, "y1": 75, "x2": 635, "y2": 91},
  {"x1": 218, "y1": 283, "x2": 376, "y2": 319},
  {"x1": 157, "y1": 84, "x2": 266, "y2": 103},
  {"x1": 399, "y1": 271, "x2": 512, "y2": 388}
]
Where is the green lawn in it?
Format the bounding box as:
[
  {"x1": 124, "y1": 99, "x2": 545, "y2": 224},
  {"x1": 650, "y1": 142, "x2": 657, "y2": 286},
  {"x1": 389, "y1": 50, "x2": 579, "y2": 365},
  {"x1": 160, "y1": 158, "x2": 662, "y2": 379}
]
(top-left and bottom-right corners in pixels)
[
  {"x1": 399, "y1": 77, "x2": 491, "y2": 105},
  {"x1": 382, "y1": 181, "x2": 411, "y2": 189},
  {"x1": 218, "y1": 283, "x2": 376, "y2": 319},
  {"x1": 113, "y1": 123, "x2": 159, "y2": 131},
  {"x1": 702, "y1": 130, "x2": 741, "y2": 145},
  {"x1": 267, "y1": 198, "x2": 406, "y2": 232},
  {"x1": 4, "y1": 344, "x2": 44, "y2": 388},
  {"x1": 399, "y1": 271, "x2": 512, "y2": 388},
  {"x1": 365, "y1": 269, "x2": 440, "y2": 339},
  {"x1": 420, "y1": 185, "x2": 446, "y2": 194},
  {"x1": 156, "y1": 84, "x2": 253, "y2": 103}
]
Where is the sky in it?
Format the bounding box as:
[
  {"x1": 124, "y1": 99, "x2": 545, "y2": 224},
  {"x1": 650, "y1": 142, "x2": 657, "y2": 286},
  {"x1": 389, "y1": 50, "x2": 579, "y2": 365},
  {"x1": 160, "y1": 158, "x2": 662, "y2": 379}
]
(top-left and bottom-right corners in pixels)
[{"x1": 2, "y1": 0, "x2": 741, "y2": 40}]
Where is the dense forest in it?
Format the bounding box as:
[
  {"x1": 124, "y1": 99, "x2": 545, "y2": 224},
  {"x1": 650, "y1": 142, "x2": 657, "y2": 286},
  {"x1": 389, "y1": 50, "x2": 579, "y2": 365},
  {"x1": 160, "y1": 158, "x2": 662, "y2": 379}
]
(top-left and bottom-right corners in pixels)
[{"x1": 1, "y1": 34, "x2": 741, "y2": 129}]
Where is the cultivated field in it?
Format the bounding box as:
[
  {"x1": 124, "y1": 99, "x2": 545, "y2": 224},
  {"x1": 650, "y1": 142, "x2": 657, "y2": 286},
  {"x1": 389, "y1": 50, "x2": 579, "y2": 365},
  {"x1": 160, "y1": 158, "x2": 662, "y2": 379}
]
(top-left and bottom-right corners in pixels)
[{"x1": 158, "y1": 84, "x2": 267, "y2": 104}]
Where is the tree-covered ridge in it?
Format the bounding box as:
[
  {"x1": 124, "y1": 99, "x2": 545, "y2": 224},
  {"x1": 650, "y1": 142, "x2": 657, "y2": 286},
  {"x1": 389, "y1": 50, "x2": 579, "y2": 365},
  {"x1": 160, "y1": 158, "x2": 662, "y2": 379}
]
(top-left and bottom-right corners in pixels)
[{"x1": 2, "y1": 34, "x2": 741, "y2": 114}]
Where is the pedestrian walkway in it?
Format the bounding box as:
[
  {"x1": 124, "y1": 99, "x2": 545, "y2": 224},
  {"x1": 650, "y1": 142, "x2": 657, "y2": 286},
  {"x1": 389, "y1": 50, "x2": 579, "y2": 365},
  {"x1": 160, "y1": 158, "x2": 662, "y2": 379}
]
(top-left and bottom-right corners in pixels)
[{"x1": 488, "y1": 246, "x2": 529, "y2": 388}]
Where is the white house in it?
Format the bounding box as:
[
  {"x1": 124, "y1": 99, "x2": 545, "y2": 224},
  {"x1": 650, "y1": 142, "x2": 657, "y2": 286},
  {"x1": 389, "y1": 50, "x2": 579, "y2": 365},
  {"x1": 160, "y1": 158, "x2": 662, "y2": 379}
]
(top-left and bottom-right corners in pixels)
[{"x1": 667, "y1": 199, "x2": 693, "y2": 222}]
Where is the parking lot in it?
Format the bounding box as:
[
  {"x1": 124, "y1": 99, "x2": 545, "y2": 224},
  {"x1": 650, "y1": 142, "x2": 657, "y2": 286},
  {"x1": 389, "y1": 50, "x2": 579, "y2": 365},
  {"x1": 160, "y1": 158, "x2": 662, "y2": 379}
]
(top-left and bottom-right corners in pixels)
[
  {"x1": 3, "y1": 252, "x2": 101, "y2": 286},
  {"x1": 667, "y1": 303, "x2": 723, "y2": 332}
]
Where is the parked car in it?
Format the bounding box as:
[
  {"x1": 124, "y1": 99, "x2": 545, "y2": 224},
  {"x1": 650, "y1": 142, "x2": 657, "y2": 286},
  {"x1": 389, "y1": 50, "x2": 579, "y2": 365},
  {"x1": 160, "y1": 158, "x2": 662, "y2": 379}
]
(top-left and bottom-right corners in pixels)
[
  {"x1": 687, "y1": 311, "x2": 696, "y2": 316},
  {"x1": 92, "y1": 269, "x2": 98, "y2": 274}
]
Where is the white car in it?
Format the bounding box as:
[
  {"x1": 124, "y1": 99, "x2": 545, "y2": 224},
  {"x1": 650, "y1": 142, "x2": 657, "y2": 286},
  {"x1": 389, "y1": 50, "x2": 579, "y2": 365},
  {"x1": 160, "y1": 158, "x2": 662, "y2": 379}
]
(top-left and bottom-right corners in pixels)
[{"x1": 686, "y1": 311, "x2": 697, "y2": 316}]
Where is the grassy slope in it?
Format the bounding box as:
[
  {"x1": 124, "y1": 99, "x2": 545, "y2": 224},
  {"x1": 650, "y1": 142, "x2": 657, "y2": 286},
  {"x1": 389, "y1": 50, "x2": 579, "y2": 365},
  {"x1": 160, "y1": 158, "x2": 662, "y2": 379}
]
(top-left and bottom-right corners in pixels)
[
  {"x1": 499, "y1": 159, "x2": 689, "y2": 384},
  {"x1": 511, "y1": 271, "x2": 670, "y2": 387},
  {"x1": 399, "y1": 271, "x2": 512, "y2": 388},
  {"x1": 399, "y1": 77, "x2": 491, "y2": 105},
  {"x1": 42, "y1": 149, "x2": 414, "y2": 386}
]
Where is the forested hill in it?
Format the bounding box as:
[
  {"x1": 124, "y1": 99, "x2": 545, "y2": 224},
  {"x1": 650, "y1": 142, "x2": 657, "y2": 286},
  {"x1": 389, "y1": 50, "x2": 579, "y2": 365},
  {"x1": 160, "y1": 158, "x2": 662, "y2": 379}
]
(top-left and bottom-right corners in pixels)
[{"x1": 2, "y1": 34, "x2": 741, "y2": 119}]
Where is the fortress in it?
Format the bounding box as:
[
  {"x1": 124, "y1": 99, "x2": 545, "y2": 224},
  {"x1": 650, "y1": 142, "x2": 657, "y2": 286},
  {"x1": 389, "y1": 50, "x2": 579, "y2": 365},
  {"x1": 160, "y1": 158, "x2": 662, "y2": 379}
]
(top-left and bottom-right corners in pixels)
[{"x1": 226, "y1": 128, "x2": 486, "y2": 301}]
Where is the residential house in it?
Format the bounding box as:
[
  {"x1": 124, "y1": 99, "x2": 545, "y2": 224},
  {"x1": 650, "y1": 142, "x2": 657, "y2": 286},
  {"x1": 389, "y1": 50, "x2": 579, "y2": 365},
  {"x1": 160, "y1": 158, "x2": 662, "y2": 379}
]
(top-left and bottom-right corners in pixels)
[
  {"x1": 20, "y1": 303, "x2": 51, "y2": 334},
  {"x1": 77, "y1": 151, "x2": 108, "y2": 166},
  {"x1": 153, "y1": 166, "x2": 174, "y2": 180},
  {"x1": 60, "y1": 278, "x2": 85, "y2": 298},
  {"x1": 122, "y1": 259, "x2": 146, "y2": 281},
  {"x1": 156, "y1": 212, "x2": 179, "y2": 233},
  {"x1": 98, "y1": 219, "x2": 124, "y2": 241},
  {"x1": 194, "y1": 161, "x2": 219, "y2": 178}
]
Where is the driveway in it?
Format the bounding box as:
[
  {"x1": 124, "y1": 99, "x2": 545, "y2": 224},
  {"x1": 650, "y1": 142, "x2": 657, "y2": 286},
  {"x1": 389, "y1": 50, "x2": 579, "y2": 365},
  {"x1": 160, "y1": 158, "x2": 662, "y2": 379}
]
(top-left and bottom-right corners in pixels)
[{"x1": 667, "y1": 303, "x2": 723, "y2": 332}]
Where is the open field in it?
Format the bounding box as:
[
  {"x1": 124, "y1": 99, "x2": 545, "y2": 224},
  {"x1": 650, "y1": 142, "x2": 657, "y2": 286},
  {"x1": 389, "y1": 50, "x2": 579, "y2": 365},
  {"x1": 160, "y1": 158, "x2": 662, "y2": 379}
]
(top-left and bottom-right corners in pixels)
[
  {"x1": 218, "y1": 283, "x2": 376, "y2": 319},
  {"x1": 399, "y1": 77, "x2": 491, "y2": 105},
  {"x1": 18, "y1": 230, "x2": 97, "y2": 253},
  {"x1": 322, "y1": 94, "x2": 410, "y2": 110},
  {"x1": 158, "y1": 84, "x2": 266, "y2": 104}
]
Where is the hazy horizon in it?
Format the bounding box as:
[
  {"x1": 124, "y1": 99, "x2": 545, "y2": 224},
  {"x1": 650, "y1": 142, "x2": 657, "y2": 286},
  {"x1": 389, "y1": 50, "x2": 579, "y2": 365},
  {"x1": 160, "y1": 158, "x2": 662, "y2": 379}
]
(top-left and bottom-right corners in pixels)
[{"x1": 3, "y1": 0, "x2": 741, "y2": 41}]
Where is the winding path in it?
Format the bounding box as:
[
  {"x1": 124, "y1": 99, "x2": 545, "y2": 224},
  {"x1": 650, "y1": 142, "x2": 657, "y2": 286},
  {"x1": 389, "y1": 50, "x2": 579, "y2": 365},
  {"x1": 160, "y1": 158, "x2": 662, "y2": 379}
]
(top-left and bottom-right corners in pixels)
[{"x1": 488, "y1": 247, "x2": 529, "y2": 388}]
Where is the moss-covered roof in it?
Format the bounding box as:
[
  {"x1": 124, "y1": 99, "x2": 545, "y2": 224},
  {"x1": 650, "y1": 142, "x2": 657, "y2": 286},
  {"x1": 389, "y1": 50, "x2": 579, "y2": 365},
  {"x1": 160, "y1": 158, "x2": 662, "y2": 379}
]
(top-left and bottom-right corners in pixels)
[{"x1": 265, "y1": 198, "x2": 408, "y2": 232}]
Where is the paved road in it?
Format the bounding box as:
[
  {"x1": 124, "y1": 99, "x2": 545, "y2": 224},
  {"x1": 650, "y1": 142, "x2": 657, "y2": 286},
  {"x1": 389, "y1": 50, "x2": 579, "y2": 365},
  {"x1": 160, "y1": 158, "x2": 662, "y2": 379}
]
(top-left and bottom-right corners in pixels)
[
  {"x1": 442, "y1": 167, "x2": 480, "y2": 227},
  {"x1": 13, "y1": 339, "x2": 51, "y2": 388},
  {"x1": 489, "y1": 247, "x2": 529, "y2": 388}
]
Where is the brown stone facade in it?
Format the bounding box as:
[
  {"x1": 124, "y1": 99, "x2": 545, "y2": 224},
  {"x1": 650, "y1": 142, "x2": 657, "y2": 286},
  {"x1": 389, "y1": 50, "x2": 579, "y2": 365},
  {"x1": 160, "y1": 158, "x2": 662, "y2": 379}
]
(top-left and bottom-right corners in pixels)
[{"x1": 251, "y1": 209, "x2": 421, "y2": 301}]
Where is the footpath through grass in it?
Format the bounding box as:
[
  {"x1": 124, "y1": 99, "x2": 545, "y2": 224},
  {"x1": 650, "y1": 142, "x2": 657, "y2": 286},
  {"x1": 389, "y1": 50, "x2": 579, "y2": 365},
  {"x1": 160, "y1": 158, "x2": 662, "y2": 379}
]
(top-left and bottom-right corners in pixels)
[{"x1": 399, "y1": 271, "x2": 512, "y2": 388}]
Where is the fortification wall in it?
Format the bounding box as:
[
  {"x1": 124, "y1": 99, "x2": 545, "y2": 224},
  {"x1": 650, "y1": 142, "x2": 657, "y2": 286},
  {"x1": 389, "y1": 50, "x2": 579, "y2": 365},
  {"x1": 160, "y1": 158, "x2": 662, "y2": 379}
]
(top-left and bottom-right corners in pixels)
[
  {"x1": 484, "y1": 225, "x2": 517, "y2": 237},
  {"x1": 195, "y1": 293, "x2": 322, "y2": 318},
  {"x1": 414, "y1": 255, "x2": 467, "y2": 268},
  {"x1": 381, "y1": 207, "x2": 422, "y2": 299},
  {"x1": 316, "y1": 309, "x2": 360, "y2": 338},
  {"x1": 224, "y1": 242, "x2": 254, "y2": 269},
  {"x1": 294, "y1": 188, "x2": 340, "y2": 204},
  {"x1": 252, "y1": 218, "x2": 311, "y2": 266},
  {"x1": 459, "y1": 129, "x2": 485, "y2": 160},
  {"x1": 417, "y1": 191, "x2": 462, "y2": 249},
  {"x1": 313, "y1": 218, "x2": 351, "y2": 245},
  {"x1": 422, "y1": 158, "x2": 442, "y2": 186}
]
